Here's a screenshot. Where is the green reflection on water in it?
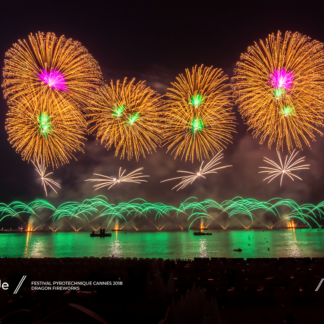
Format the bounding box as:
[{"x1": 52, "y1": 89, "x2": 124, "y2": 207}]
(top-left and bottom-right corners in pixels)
[{"x1": 0, "y1": 230, "x2": 324, "y2": 259}]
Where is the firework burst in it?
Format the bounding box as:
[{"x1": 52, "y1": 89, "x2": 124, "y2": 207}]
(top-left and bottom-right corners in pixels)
[
  {"x1": 259, "y1": 149, "x2": 310, "y2": 186},
  {"x1": 86, "y1": 78, "x2": 163, "y2": 160},
  {"x1": 2, "y1": 31, "x2": 102, "y2": 109},
  {"x1": 5, "y1": 95, "x2": 86, "y2": 168},
  {"x1": 232, "y1": 30, "x2": 324, "y2": 152},
  {"x1": 163, "y1": 65, "x2": 236, "y2": 162},
  {"x1": 161, "y1": 150, "x2": 232, "y2": 191},
  {"x1": 32, "y1": 158, "x2": 61, "y2": 196},
  {"x1": 85, "y1": 167, "x2": 149, "y2": 190}
]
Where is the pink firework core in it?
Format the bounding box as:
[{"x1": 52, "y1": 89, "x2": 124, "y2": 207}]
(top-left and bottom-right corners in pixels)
[
  {"x1": 270, "y1": 69, "x2": 294, "y2": 90},
  {"x1": 39, "y1": 69, "x2": 67, "y2": 91}
]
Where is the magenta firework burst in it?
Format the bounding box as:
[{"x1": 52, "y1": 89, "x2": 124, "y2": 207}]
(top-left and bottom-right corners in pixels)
[
  {"x1": 270, "y1": 69, "x2": 294, "y2": 90},
  {"x1": 39, "y1": 69, "x2": 67, "y2": 91}
]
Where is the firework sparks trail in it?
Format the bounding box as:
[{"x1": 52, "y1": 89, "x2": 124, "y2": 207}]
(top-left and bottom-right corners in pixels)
[
  {"x1": 259, "y1": 149, "x2": 310, "y2": 186},
  {"x1": 85, "y1": 167, "x2": 149, "y2": 190},
  {"x1": 161, "y1": 150, "x2": 231, "y2": 191},
  {"x1": 32, "y1": 158, "x2": 61, "y2": 196}
]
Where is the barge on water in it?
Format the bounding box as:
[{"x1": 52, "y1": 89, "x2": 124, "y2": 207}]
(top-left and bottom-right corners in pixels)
[{"x1": 90, "y1": 229, "x2": 112, "y2": 237}]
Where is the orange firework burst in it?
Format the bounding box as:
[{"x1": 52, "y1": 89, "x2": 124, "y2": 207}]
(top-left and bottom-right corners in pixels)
[
  {"x1": 163, "y1": 65, "x2": 236, "y2": 162},
  {"x1": 232, "y1": 30, "x2": 324, "y2": 152},
  {"x1": 86, "y1": 78, "x2": 163, "y2": 160},
  {"x1": 5, "y1": 95, "x2": 86, "y2": 168},
  {"x1": 2, "y1": 31, "x2": 102, "y2": 109}
]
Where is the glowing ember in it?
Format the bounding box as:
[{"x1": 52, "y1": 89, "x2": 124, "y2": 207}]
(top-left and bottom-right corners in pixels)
[
  {"x1": 270, "y1": 69, "x2": 293, "y2": 90},
  {"x1": 39, "y1": 69, "x2": 67, "y2": 91}
]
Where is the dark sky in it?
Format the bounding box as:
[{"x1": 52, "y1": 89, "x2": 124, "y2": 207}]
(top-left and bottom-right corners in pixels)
[{"x1": 1, "y1": 1, "x2": 324, "y2": 209}]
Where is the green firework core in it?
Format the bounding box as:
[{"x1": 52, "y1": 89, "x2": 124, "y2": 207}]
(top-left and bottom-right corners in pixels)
[
  {"x1": 38, "y1": 112, "x2": 51, "y2": 136},
  {"x1": 191, "y1": 117, "x2": 204, "y2": 134},
  {"x1": 274, "y1": 88, "x2": 284, "y2": 99},
  {"x1": 113, "y1": 104, "x2": 125, "y2": 118},
  {"x1": 280, "y1": 106, "x2": 294, "y2": 117},
  {"x1": 191, "y1": 94, "x2": 203, "y2": 107},
  {"x1": 128, "y1": 112, "x2": 139, "y2": 125}
]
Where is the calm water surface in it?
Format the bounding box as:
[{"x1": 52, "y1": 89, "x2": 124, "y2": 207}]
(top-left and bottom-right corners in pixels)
[{"x1": 1, "y1": 229, "x2": 324, "y2": 259}]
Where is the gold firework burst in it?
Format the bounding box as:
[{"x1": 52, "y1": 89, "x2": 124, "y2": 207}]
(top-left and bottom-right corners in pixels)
[
  {"x1": 232, "y1": 30, "x2": 324, "y2": 152},
  {"x1": 163, "y1": 65, "x2": 236, "y2": 162},
  {"x1": 5, "y1": 95, "x2": 86, "y2": 168},
  {"x1": 2, "y1": 31, "x2": 103, "y2": 109},
  {"x1": 86, "y1": 78, "x2": 164, "y2": 161}
]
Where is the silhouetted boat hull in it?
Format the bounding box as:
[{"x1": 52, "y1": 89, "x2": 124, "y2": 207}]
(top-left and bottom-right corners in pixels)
[
  {"x1": 193, "y1": 232, "x2": 212, "y2": 236},
  {"x1": 90, "y1": 229, "x2": 111, "y2": 237}
]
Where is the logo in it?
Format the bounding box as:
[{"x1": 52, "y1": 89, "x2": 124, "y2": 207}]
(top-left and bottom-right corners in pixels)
[
  {"x1": 13, "y1": 275, "x2": 27, "y2": 294},
  {"x1": 315, "y1": 279, "x2": 324, "y2": 292},
  {"x1": 0, "y1": 280, "x2": 9, "y2": 290}
]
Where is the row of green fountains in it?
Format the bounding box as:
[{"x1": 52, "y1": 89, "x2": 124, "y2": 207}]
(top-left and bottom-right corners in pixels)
[{"x1": 0, "y1": 196, "x2": 322, "y2": 229}]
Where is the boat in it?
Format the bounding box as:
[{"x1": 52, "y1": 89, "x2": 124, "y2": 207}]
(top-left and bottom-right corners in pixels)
[
  {"x1": 90, "y1": 229, "x2": 112, "y2": 237},
  {"x1": 233, "y1": 248, "x2": 242, "y2": 252},
  {"x1": 193, "y1": 232, "x2": 212, "y2": 236}
]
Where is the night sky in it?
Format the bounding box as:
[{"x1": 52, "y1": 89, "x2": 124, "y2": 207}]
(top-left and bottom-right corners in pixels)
[{"x1": 1, "y1": 1, "x2": 324, "y2": 209}]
